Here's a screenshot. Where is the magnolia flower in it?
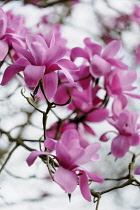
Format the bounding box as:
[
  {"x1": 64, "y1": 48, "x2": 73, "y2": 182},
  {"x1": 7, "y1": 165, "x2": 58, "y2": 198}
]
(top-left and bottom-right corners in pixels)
[
  {"x1": 26, "y1": 129, "x2": 104, "y2": 201},
  {"x1": 0, "y1": 8, "x2": 27, "y2": 61},
  {"x1": 71, "y1": 38, "x2": 128, "y2": 78},
  {"x1": 1, "y1": 33, "x2": 78, "y2": 99},
  {"x1": 107, "y1": 110, "x2": 140, "y2": 158}
]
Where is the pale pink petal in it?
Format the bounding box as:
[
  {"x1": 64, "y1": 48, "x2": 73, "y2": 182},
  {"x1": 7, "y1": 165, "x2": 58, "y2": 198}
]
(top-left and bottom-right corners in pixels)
[
  {"x1": 86, "y1": 108, "x2": 108, "y2": 122},
  {"x1": 43, "y1": 72, "x2": 58, "y2": 99},
  {"x1": 86, "y1": 171, "x2": 104, "y2": 183},
  {"x1": 134, "y1": 167, "x2": 140, "y2": 175},
  {"x1": 26, "y1": 151, "x2": 49, "y2": 166},
  {"x1": 60, "y1": 129, "x2": 79, "y2": 147},
  {"x1": 79, "y1": 170, "x2": 92, "y2": 202},
  {"x1": 24, "y1": 65, "x2": 45, "y2": 87},
  {"x1": 76, "y1": 142, "x2": 100, "y2": 164},
  {"x1": 26, "y1": 34, "x2": 48, "y2": 51},
  {"x1": 102, "y1": 40, "x2": 121, "y2": 59},
  {"x1": 54, "y1": 166, "x2": 77, "y2": 194},
  {"x1": 90, "y1": 55, "x2": 111, "y2": 78},
  {"x1": 1, "y1": 64, "x2": 24, "y2": 85},
  {"x1": 107, "y1": 58, "x2": 128, "y2": 70},
  {"x1": 125, "y1": 92, "x2": 140, "y2": 99},
  {"x1": 111, "y1": 135, "x2": 130, "y2": 158},
  {"x1": 0, "y1": 40, "x2": 8, "y2": 61},
  {"x1": 70, "y1": 47, "x2": 89, "y2": 61}
]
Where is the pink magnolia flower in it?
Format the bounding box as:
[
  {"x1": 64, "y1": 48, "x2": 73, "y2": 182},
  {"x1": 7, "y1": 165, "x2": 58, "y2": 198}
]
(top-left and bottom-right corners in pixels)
[
  {"x1": 1, "y1": 33, "x2": 78, "y2": 99},
  {"x1": 0, "y1": 8, "x2": 28, "y2": 61},
  {"x1": 26, "y1": 129, "x2": 104, "y2": 201},
  {"x1": 107, "y1": 110, "x2": 140, "y2": 158},
  {"x1": 71, "y1": 38, "x2": 128, "y2": 78}
]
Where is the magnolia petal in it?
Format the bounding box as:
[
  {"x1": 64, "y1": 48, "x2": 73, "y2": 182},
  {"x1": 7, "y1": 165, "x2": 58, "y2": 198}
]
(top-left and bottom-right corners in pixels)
[
  {"x1": 90, "y1": 55, "x2": 111, "y2": 78},
  {"x1": 125, "y1": 92, "x2": 140, "y2": 99},
  {"x1": 54, "y1": 166, "x2": 77, "y2": 194},
  {"x1": 1, "y1": 64, "x2": 24, "y2": 85},
  {"x1": 44, "y1": 138, "x2": 57, "y2": 150},
  {"x1": 86, "y1": 171, "x2": 104, "y2": 183},
  {"x1": 102, "y1": 40, "x2": 121, "y2": 59},
  {"x1": 83, "y1": 122, "x2": 96, "y2": 136},
  {"x1": 13, "y1": 42, "x2": 35, "y2": 64},
  {"x1": 43, "y1": 72, "x2": 58, "y2": 100},
  {"x1": 45, "y1": 46, "x2": 66, "y2": 68},
  {"x1": 107, "y1": 58, "x2": 128, "y2": 70},
  {"x1": 79, "y1": 170, "x2": 92, "y2": 202},
  {"x1": 111, "y1": 135, "x2": 130, "y2": 158},
  {"x1": 31, "y1": 41, "x2": 46, "y2": 65},
  {"x1": 134, "y1": 167, "x2": 140, "y2": 175},
  {"x1": 57, "y1": 59, "x2": 79, "y2": 71},
  {"x1": 24, "y1": 65, "x2": 45, "y2": 87},
  {"x1": 26, "y1": 34, "x2": 48, "y2": 51},
  {"x1": 54, "y1": 84, "x2": 70, "y2": 104},
  {"x1": 26, "y1": 151, "x2": 49, "y2": 166},
  {"x1": 84, "y1": 37, "x2": 102, "y2": 56},
  {"x1": 70, "y1": 47, "x2": 89, "y2": 61},
  {"x1": 86, "y1": 108, "x2": 108, "y2": 122},
  {"x1": 76, "y1": 142, "x2": 100, "y2": 165},
  {"x1": 0, "y1": 40, "x2": 8, "y2": 61}
]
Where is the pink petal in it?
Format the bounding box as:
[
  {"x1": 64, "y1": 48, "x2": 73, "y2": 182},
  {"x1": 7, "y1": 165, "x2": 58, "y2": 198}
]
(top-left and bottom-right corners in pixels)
[
  {"x1": 26, "y1": 34, "x2": 48, "y2": 51},
  {"x1": 79, "y1": 170, "x2": 92, "y2": 202},
  {"x1": 44, "y1": 138, "x2": 57, "y2": 150},
  {"x1": 0, "y1": 40, "x2": 8, "y2": 61},
  {"x1": 102, "y1": 40, "x2": 121, "y2": 59},
  {"x1": 45, "y1": 46, "x2": 66, "y2": 68},
  {"x1": 54, "y1": 166, "x2": 77, "y2": 194},
  {"x1": 86, "y1": 171, "x2": 104, "y2": 183},
  {"x1": 125, "y1": 92, "x2": 140, "y2": 99},
  {"x1": 30, "y1": 41, "x2": 46, "y2": 65},
  {"x1": 43, "y1": 72, "x2": 58, "y2": 99},
  {"x1": 111, "y1": 135, "x2": 130, "y2": 158},
  {"x1": 83, "y1": 122, "x2": 96, "y2": 136},
  {"x1": 134, "y1": 167, "x2": 140, "y2": 175},
  {"x1": 26, "y1": 151, "x2": 49, "y2": 166},
  {"x1": 24, "y1": 65, "x2": 45, "y2": 87},
  {"x1": 76, "y1": 142, "x2": 100, "y2": 165},
  {"x1": 90, "y1": 55, "x2": 111, "y2": 78},
  {"x1": 70, "y1": 47, "x2": 89, "y2": 61},
  {"x1": 107, "y1": 58, "x2": 128, "y2": 70},
  {"x1": 13, "y1": 42, "x2": 35, "y2": 64},
  {"x1": 84, "y1": 38, "x2": 102, "y2": 56},
  {"x1": 130, "y1": 134, "x2": 140, "y2": 146},
  {"x1": 1, "y1": 64, "x2": 24, "y2": 85},
  {"x1": 86, "y1": 108, "x2": 108, "y2": 122},
  {"x1": 54, "y1": 84, "x2": 70, "y2": 104}
]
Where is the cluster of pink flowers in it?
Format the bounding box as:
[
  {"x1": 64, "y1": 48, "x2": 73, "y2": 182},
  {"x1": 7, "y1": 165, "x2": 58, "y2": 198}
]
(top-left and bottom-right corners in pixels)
[{"x1": 1, "y1": 6, "x2": 140, "y2": 201}]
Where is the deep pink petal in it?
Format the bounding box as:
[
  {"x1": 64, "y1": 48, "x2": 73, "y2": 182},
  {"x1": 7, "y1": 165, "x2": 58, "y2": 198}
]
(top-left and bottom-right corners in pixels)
[
  {"x1": 70, "y1": 47, "x2": 89, "y2": 61},
  {"x1": 79, "y1": 170, "x2": 92, "y2": 202},
  {"x1": 26, "y1": 151, "x2": 50, "y2": 166},
  {"x1": 1, "y1": 64, "x2": 24, "y2": 85},
  {"x1": 83, "y1": 122, "x2": 96, "y2": 136},
  {"x1": 86, "y1": 108, "x2": 108, "y2": 122},
  {"x1": 24, "y1": 65, "x2": 45, "y2": 87},
  {"x1": 0, "y1": 40, "x2": 8, "y2": 61},
  {"x1": 54, "y1": 84, "x2": 70, "y2": 104},
  {"x1": 134, "y1": 167, "x2": 140, "y2": 175},
  {"x1": 43, "y1": 72, "x2": 58, "y2": 99},
  {"x1": 102, "y1": 40, "x2": 121, "y2": 59},
  {"x1": 130, "y1": 134, "x2": 140, "y2": 146},
  {"x1": 90, "y1": 55, "x2": 111, "y2": 78},
  {"x1": 111, "y1": 135, "x2": 130, "y2": 158},
  {"x1": 54, "y1": 166, "x2": 77, "y2": 194}
]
